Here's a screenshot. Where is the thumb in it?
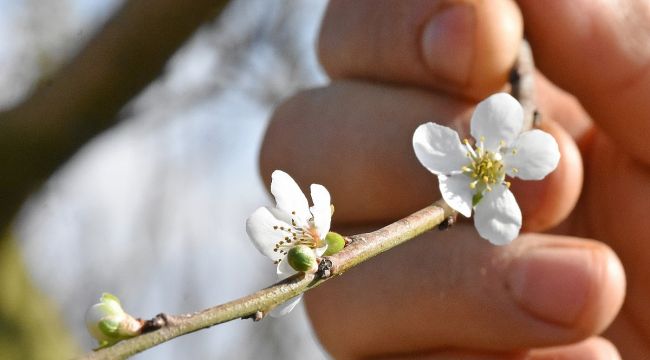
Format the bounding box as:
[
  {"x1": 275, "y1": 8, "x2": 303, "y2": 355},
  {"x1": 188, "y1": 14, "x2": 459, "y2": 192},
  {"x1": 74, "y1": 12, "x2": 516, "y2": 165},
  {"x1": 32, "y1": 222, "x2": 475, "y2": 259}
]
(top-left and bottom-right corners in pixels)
[{"x1": 518, "y1": 0, "x2": 650, "y2": 164}]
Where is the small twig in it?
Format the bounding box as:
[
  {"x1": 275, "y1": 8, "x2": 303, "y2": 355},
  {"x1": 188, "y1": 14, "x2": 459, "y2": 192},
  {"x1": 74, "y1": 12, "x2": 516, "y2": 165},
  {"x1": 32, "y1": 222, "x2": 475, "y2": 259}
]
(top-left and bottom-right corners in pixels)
[
  {"x1": 77, "y1": 200, "x2": 454, "y2": 360},
  {"x1": 78, "y1": 42, "x2": 538, "y2": 360},
  {"x1": 510, "y1": 40, "x2": 537, "y2": 129}
]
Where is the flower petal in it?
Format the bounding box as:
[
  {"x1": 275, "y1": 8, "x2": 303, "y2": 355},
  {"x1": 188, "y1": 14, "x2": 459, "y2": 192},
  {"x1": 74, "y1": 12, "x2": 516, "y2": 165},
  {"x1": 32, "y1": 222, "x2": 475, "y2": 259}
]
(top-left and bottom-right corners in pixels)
[
  {"x1": 246, "y1": 206, "x2": 289, "y2": 262},
  {"x1": 413, "y1": 122, "x2": 468, "y2": 175},
  {"x1": 269, "y1": 295, "x2": 303, "y2": 317},
  {"x1": 270, "y1": 267, "x2": 304, "y2": 317},
  {"x1": 438, "y1": 175, "x2": 473, "y2": 217},
  {"x1": 309, "y1": 184, "x2": 332, "y2": 236},
  {"x1": 276, "y1": 255, "x2": 297, "y2": 276},
  {"x1": 271, "y1": 170, "x2": 310, "y2": 225},
  {"x1": 474, "y1": 185, "x2": 522, "y2": 245},
  {"x1": 505, "y1": 129, "x2": 560, "y2": 180},
  {"x1": 470, "y1": 93, "x2": 523, "y2": 150}
]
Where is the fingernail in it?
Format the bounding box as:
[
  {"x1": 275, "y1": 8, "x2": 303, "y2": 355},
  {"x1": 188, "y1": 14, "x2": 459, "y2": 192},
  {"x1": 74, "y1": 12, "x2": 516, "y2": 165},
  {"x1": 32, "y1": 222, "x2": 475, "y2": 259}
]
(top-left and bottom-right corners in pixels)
[
  {"x1": 421, "y1": 4, "x2": 475, "y2": 85},
  {"x1": 507, "y1": 247, "x2": 596, "y2": 326}
]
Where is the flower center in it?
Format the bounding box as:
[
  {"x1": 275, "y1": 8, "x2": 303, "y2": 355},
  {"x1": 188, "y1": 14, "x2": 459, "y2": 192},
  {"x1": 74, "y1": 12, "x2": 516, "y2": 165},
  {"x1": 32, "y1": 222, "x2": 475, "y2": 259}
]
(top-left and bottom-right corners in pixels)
[
  {"x1": 271, "y1": 211, "x2": 322, "y2": 264},
  {"x1": 461, "y1": 138, "x2": 510, "y2": 205}
]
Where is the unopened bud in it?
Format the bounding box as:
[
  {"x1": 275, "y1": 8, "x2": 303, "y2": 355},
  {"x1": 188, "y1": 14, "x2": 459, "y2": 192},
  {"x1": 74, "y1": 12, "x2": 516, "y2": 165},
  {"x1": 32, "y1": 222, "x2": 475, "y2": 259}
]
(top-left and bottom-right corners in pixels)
[
  {"x1": 85, "y1": 293, "x2": 142, "y2": 348},
  {"x1": 287, "y1": 245, "x2": 318, "y2": 273},
  {"x1": 323, "y1": 232, "x2": 345, "y2": 256}
]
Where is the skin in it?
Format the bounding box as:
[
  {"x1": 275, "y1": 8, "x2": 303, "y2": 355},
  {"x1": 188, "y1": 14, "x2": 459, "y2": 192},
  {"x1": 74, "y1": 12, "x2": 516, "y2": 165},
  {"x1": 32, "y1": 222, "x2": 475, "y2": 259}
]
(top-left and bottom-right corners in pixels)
[{"x1": 261, "y1": 0, "x2": 650, "y2": 358}]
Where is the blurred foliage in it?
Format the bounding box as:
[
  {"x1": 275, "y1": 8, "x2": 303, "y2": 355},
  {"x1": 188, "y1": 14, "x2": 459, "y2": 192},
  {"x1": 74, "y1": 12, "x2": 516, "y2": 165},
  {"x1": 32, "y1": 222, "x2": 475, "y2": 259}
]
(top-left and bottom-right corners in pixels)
[{"x1": 0, "y1": 232, "x2": 77, "y2": 359}]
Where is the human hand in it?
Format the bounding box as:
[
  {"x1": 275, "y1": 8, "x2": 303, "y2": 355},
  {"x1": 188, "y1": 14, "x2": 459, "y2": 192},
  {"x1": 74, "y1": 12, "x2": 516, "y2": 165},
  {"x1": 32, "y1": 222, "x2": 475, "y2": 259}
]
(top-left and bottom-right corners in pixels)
[{"x1": 260, "y1": 0, "x2": 647, "y2": 358}]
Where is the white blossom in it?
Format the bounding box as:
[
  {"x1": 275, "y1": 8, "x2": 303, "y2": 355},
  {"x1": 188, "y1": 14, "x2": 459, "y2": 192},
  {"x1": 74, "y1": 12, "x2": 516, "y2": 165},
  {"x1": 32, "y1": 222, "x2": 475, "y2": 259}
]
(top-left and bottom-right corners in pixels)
[
  {"x1": 246, "y1": 170, "x2": 331, "y2": 316},
  {"x1": 413, "y1": 93, "x2": 560, "y2": 245}
]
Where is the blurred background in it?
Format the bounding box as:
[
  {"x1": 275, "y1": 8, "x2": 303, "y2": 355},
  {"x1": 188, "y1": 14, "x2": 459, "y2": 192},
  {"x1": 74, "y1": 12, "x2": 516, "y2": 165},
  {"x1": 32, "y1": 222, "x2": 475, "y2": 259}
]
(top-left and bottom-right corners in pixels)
[{"x1": 0, "y1": 0, "x2": 330, "y2": 358}]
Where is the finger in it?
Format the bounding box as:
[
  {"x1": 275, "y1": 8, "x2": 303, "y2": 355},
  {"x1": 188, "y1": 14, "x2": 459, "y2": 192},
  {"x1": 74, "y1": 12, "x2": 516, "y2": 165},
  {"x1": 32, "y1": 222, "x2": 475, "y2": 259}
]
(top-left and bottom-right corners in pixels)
[
  {"x1": 517, "y1": 0, "x2": 650, "y2": 164},
  {"x1": 261, "y1": 81, "x2": 581, "y2": 232},
  {"x1": 318, "y1": 0, "x2": 523, "y2": 99},
  {"x1": 305, "y1": 227, "x2": 625, "y2": 359},
  {"x1": 381, "y1": 337, "x2": 620, "y2": 360},
  {"x1": 526, "y1": 337, "x2": 621, "y2": 360},
  {"x1": 534, "y1": 72, "x2": 592, "y2": 141}
]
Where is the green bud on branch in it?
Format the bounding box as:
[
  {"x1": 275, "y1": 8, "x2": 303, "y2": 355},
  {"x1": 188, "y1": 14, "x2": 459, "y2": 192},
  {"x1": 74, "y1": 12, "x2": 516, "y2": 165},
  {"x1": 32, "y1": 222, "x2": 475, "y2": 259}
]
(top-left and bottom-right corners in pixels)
[{"x1": 287, "y1": 245, "x2": 318, "y2": 273}]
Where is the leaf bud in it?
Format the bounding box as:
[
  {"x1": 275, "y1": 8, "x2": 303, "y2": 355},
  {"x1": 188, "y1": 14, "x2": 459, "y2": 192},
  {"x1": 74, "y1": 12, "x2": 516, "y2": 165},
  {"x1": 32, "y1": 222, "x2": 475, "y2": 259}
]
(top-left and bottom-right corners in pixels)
[{"x1": 323, "y1": 232, "x2": 345, "y2": 256}]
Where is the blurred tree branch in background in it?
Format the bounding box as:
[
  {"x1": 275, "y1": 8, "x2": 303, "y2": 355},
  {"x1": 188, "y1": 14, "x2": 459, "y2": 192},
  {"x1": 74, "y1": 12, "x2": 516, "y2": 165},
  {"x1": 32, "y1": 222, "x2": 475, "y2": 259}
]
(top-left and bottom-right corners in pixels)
[{"x1": 0, "y1": 0, "x2": 230, "y2": 233}]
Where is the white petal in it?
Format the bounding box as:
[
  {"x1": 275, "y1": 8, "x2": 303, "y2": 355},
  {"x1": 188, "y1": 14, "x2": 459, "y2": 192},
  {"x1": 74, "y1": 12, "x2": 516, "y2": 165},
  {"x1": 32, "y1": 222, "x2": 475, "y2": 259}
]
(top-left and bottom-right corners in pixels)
[
  {"x1": 246, "y1": 206, "x2": 290, "y2": 262},
  {"x1": 276, "y1": 256, "x2": 297, "y2": 276},
  {"x1": 413, "y1": 122, "x2": 468, "y2": 175},
  {"x1": 438, "y1": 175, "x2": 473, "y2": 217},
  {"x1": 270, "y1": 268, "x2": 304, "y2": 317},
  {"x1": 505, "y1": 130, "x2": 560, "y2": 180},
  {"x1": 309, "y1": 184, "x2": 332, "y2": 235},
  {"x1": 269, "y1": 295, "x2": 303, "y2": 317},
  {"x1": 314, "y1": 243, "x2": 328, "y2": 257},
  {"x1": 470, "y1": 93, "x2": 523, "y2": 150},
  {"x1": 271, "y1": 170, "x2": 310, "y2": 225},
  {"x1": 474, "y1": 185, "x2": 522, "y2": 245}
]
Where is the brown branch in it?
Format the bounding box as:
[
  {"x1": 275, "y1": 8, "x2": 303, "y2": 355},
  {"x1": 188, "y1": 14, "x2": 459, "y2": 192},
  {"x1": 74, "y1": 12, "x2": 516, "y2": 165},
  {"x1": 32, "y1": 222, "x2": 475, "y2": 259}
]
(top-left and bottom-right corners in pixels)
[
  {"x1": 78, "y1": 41, "x2": 539, "y2": 359},
  {"x1": 78, "y1": 201, "x2": 455, "y2": 360},
  {"x1": 510, "y1": 40, "x2": 537, "y2": 129},
  {"x1": 0, "y1": 0, "x2": 230, "y2": 231}
]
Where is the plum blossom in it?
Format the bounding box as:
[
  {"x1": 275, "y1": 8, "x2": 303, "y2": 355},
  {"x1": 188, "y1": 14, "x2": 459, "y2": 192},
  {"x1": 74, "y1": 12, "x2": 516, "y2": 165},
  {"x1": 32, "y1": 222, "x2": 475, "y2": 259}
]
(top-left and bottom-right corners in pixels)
[
  {"x1": 246, "y1": 170, "x2": 331, "y2": 316},
  {"x1": 413, "y1": 93, "x2": 560, "y2": 245}
]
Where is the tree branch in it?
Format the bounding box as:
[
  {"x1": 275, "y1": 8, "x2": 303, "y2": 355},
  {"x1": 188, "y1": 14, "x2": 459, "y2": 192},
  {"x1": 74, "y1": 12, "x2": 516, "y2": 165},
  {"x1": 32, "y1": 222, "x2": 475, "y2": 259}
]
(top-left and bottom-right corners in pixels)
[
  {"x1": 76, "y1": 40, "x2": 538, "y2": 359},
  {"x1": 78, "y1": 200, "x2": 455, "y2": 360},
  {"x1": 0, "y1": 0, "x2": 230, "y2": 232}
]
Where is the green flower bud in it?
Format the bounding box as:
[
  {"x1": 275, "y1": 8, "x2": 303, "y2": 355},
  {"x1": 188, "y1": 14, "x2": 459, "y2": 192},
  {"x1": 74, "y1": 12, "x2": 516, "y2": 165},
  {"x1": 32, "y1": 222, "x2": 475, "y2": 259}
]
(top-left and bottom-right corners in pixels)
[
  {"x1": 85, "y1": 293, "x2": 142, "y2": 348},
  {"x1": 287, "y1": 245, "x2": 318, "y2": 273},
  {"x1": 472, "y1": 192, "x2": 484, "y2": 207},
  {"x1": 323, "y1": 232, "x2": 345, "y2": 256}
]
